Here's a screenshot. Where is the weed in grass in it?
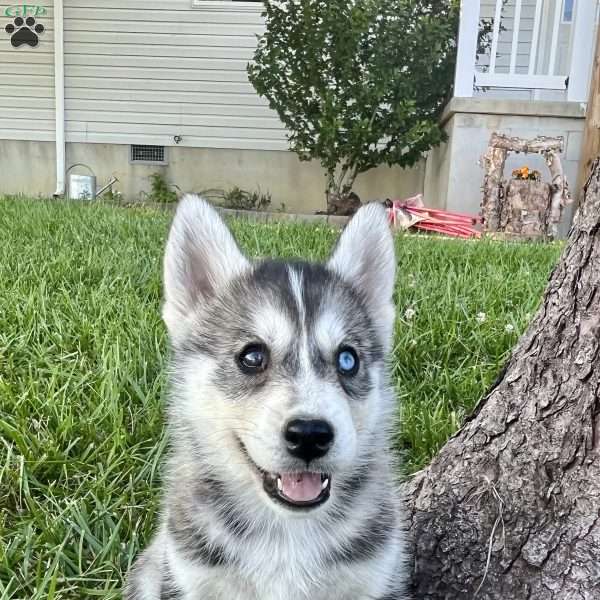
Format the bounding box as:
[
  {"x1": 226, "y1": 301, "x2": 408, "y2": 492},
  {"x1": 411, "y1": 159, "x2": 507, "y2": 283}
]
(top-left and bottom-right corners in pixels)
[
  {"x1": 145, "y1": 173, "x2": 178, "y2": 204},
  {"x1": 0, "y1": 197, "x2": 561, "y2": 598},
  {"x1": 200, "y1": 186, "x2": 273, "y2": 212}
]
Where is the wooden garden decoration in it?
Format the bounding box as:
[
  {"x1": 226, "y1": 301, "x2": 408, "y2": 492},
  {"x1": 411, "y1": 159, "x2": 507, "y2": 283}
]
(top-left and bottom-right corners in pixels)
[{"x1": 480, "y1": 133, "x2": 572, "y2": 239}]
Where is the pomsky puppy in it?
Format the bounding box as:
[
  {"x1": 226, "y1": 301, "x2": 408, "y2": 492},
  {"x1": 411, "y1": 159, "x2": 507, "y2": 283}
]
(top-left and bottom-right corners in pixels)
[{"x1": 125, "y1": 195, "x2": 407, "y2": 600}]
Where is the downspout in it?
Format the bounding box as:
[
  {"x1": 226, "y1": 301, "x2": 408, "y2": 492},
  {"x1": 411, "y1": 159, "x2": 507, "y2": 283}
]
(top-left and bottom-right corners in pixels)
[{"x1": 53, "y1": 0, "x2": 65, "y2": 197}]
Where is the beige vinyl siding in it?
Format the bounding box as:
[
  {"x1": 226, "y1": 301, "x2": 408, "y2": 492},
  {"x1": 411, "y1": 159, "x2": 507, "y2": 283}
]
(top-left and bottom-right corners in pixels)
[
  {"x1": 0, "y1": 2, "x2": 55, "y2": 141},
  {"x1": 63, "y1": 0, "x2": 287, "y2": 150}
]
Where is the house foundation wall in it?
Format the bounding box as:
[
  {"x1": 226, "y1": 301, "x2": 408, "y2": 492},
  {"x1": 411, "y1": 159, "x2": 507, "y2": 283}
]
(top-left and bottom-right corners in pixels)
[
  {"x1": 1, "y1": 98, "x2": 585, "y2": 229},
  {"x1": 0, "y1": 141, "x2": 425, "y2": 214}
]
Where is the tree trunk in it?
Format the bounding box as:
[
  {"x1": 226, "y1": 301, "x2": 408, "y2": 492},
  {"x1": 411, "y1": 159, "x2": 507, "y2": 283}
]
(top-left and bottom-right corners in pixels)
[
  {"x1": 324, "y1": 164, "x2": 362, "y2": 216},
  {"x1": 575, "y1": 27, "x2": 600, "y2": 205},
  {"x1": 404, "y1": 159, "x2": 600, "y2": 599}
]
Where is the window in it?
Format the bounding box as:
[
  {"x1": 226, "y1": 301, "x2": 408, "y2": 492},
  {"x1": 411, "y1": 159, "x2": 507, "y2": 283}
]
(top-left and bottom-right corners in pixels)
[
  {"x1": 562, "y1": 0, "x2": 574, "y2": 22},
  {"x1": 562, "y1": 0, "x2": 600, "y2": 24},
  {"x1": 130, "y1": 145, "x2": 166, "y2": 164}
]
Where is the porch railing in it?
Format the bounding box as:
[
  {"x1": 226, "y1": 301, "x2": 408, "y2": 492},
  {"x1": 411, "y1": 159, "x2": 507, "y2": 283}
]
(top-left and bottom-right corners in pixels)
[{"x1": 455, "y1": 0, "x2": 597, "y2": 102}]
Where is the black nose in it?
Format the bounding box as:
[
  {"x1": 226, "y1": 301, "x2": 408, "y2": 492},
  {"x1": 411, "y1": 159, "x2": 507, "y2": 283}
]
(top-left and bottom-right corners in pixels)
[{"x1": 284, "y1": 419, "x2": 334, "y2": 463}]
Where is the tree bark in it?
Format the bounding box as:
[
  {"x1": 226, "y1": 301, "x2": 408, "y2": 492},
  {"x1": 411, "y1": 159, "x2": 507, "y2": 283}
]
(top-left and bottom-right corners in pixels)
[
  {"x1": 324, "y1": 164, "x2": 362, "y2": 216},
  {"x1": 546, "y1": 149, "x2": 571, "y2": 237},
  {"x1": 501, "y1": 180, "x2": 552, "y2": 239},
  {"x1": 575, "y1": 27, "x2": 600, "y2": 205},
  {"x1": 488, "y1": 133, "x2": 563, "y2": 154},
  {"x1": 405, "y1": 159, "x2": 600, "y2": 599},
  {"x1": 480, "y1": 143, "x2": 507, "y2": 232}
]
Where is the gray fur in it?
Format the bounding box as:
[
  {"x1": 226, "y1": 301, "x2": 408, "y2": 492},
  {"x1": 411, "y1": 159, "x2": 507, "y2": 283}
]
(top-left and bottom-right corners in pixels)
[{"x1": 125, "y1": 196, "x2": 408, "y2": 600}]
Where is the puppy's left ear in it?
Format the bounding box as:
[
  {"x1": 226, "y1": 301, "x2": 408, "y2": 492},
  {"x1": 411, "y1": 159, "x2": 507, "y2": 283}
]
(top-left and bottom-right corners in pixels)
[{"x1": 328, "y1": 203, "x2": 396, "y2": 348}]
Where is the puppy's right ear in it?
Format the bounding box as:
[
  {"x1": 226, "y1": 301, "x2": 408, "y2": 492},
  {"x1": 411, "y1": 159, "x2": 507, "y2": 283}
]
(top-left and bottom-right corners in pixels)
[{"x1": 162, "y1": 195, "x2": 249, "y2": 343}]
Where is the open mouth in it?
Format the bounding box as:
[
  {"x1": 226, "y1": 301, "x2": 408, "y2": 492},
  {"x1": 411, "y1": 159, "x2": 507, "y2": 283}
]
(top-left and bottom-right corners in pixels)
[
  {"x1": 237, "y1": 437, "x2": 331, "y2": 510},
  {"x1": 263, "y1": 471, "x2": 331, "y2": 510}
]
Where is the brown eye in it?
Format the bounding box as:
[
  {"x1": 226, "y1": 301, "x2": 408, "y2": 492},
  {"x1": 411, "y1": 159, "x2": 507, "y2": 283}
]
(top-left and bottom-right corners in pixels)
[{"x1": 238, "y1": 344, "x2": 269, "y2": 374}]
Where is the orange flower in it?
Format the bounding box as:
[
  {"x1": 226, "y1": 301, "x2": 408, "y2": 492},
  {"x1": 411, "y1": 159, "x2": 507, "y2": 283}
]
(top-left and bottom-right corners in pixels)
[{"x1": 512, "y1": 165, "x2": 537, "y2": 181}]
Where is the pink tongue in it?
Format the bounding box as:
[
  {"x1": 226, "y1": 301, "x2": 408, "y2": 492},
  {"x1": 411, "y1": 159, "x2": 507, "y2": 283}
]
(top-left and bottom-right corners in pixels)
[{"x1": 280, "y1": 472, "x2": 322, "y2": 502}]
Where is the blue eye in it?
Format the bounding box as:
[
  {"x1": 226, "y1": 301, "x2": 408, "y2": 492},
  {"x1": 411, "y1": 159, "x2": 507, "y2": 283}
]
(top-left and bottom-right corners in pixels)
[
  {"x1": 238, "y1": 344, "x2": 269, "y2": 374},
  {"x1": 337, "y1": 347, "x2": 359, "y2": 376}
]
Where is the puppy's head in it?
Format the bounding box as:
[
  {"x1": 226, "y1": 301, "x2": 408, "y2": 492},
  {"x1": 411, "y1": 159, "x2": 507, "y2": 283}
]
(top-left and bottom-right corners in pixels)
[{"x1": 163, "y1": 195, "x2": 396, "y2": 515}]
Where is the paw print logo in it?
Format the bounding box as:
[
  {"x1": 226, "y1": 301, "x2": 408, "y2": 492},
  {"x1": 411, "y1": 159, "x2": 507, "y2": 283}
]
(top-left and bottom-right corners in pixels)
[{"x1": 5, "y1": 16, "x2": 44, "y2": 48}]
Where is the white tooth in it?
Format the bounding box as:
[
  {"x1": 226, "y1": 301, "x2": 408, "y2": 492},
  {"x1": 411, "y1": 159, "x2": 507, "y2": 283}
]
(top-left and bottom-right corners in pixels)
[
  {"x1": 322, "y1": 478, "x2": 329, "y2": 490},
  {"x1": 277, "y1": 477, "x2": 283, "y2": 491}
]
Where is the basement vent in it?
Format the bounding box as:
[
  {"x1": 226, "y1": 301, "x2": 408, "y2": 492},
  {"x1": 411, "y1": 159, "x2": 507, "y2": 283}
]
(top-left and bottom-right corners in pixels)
[{"x1": 130, "y1": 145, "x2": 166, "y2": 164}]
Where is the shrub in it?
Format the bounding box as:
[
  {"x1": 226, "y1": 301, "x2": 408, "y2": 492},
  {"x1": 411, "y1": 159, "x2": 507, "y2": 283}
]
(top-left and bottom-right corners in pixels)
[{"x1": 248, "y1": 0, "x2": 460, "y2": 211}]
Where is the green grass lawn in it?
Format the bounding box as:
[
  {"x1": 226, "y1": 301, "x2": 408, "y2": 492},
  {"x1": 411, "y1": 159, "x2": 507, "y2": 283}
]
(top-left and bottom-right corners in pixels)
[{"x1": 0, "y1": 197, "x2": 561, "y2": 599}]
